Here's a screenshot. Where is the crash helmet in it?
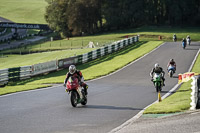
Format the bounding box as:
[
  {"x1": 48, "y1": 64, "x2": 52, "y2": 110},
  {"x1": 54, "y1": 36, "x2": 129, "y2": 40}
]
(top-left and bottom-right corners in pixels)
[
  {"x1": 69, "y1": 65, "x2": 76, "y2": 74},
  {"x1": 154, "y1": 63, "x2": 159, "y2": 69}
]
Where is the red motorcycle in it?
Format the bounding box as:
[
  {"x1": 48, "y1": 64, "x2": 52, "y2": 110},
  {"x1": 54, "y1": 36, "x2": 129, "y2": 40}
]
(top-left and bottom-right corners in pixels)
[{"x1": 65, "y1": 76, "x2": 87, "y2": 107}]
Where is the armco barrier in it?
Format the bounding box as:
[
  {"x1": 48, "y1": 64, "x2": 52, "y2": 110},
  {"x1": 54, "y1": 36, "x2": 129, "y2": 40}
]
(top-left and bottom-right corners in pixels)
[
  {"x1": 58, "y1": 56, "x2": 78, "y2": 68},
  {"x1": 32, "y1": 60, "x2": 58, "y2": 76},
  {"x1": 190, "y1": 75, "x2": 200, "y2": 110},
  {"x1": 0, "y1": 66, "x2": 32, "y2": 86},
  {"x1": 0, "y1": 68, "x2": 8, "y2": 85},
  {"x1": 8, "y1": 67, "x2": 21, "y2": 82},
  {"x1": 20, "y1": 66, "x2": 32, "y2": 80},
  {"x1": 0, "y1": 36, "x2": 139, "y2": 85}
]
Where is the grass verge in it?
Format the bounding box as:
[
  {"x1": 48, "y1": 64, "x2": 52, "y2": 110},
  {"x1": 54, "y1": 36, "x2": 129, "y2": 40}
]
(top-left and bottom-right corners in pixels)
[
  {"x1": 143, "y1": 51, "x2": 200, "y2": 114},
  {"x1": 0, "y1": 41, "x2": 163, "y2": 95}
]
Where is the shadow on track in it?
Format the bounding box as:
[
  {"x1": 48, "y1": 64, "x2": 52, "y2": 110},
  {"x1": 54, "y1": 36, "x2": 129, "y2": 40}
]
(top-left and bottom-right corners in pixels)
[
  {"x1": 160, "y1": 90, "x2": 174, "y2": 94},
  {"x1": 160, "y1": 88, "x2": 190, "y2": 94},
  {"x1": 189, "y1": 44, "x2": 200, "y2": 46},
  {"x1": 82, "y1": 105, "x2": 142, "y2": 111},
  {"x1": 185, "y1": 48, "x2": 199, "y2": 50}
]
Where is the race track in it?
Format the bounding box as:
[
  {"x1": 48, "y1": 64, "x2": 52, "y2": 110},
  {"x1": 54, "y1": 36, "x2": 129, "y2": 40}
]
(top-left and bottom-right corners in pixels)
[{"x1": 0, "y1": 42, "x2": 199, "y2": 133}]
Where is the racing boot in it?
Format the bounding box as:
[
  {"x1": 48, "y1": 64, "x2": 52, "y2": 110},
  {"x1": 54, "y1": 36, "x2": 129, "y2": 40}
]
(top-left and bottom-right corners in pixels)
[
  {"x1": 84, "y1": 84, "x2": 88, "y2": 95},
  {"x1": 162, "y1": 77, "x2": 165, "y2": 86}
]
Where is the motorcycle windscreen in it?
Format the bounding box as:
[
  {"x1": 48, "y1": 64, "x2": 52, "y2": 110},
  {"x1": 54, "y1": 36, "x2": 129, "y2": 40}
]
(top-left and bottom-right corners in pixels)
[
  {"x1": 67, "y1": 77, "x2": 79, "y2": 90},
  {"x1": 153, "y1": 73, "x2": 161, "y2": 81}
]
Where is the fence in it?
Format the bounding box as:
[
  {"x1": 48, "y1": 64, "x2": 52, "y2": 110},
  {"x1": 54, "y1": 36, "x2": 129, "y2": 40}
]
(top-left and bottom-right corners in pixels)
[
  {"x1": 0, "y1": 36, "x2": 139, "y2": 86},
  {"x1": 0, "y1": 66, "x2": 32, "y2": 85}
]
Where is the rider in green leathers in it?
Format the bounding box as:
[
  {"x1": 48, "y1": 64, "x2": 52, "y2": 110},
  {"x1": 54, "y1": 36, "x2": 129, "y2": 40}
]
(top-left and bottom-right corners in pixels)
[{"x1": 150, "y1": 63, "x2": 165, "y2": 86}]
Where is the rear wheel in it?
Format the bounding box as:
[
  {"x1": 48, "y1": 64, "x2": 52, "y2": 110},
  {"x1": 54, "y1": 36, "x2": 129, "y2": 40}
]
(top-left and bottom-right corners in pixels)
[
  {"x1": 169, "y1": 70, "x2": 173, "y2": 77},
  {"x1": 71, "y1": 91, "x2": 78, "y2": 107}
]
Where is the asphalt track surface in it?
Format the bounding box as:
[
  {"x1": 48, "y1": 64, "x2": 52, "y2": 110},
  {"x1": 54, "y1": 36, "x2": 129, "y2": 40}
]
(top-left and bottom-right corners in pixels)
[{"x1": 0, "y1": 42, "x2": 199, "y2": 133}]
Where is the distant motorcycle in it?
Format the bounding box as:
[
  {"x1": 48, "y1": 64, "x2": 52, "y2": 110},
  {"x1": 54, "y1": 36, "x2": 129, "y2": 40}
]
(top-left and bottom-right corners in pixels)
[
  {"x1": 65, "y1": 76, "x2": 87, "y2": 107},
  {"x1": 167, "y1": 65, "x2": 175, "y2": 78},
  {"x1": 152, "y1": 73, "x2": 163, "y2": 92},
  {"x1": 186, "y1": 38, "x2": 191, "y2": 45},
  {"x1": 173, "y1": 36, "x2": 177, "y2": 42},
  {"x1": 182, "y1": 41, "x2": 186, "y2": 49}
]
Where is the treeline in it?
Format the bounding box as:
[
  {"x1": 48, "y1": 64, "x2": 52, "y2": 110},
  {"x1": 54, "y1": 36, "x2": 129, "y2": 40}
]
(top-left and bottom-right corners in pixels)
[{"x1": 45, "y1": 0, "x2": 200, "y2": 37}]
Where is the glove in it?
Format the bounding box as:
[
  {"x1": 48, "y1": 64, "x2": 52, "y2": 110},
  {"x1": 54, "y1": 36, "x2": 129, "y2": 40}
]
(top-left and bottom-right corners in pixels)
[{"x1": 63, "y1": 84, "x2": 66, "y2": 87}]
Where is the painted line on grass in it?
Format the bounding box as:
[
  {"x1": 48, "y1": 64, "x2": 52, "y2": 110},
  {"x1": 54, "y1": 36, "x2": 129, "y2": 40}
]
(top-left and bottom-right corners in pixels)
[{"x1": 109, "y1": 47, "x2": 200, "y2": 133}]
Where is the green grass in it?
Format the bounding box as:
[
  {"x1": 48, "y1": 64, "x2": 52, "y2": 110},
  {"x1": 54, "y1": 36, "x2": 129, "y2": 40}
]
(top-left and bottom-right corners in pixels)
[
  {"x1": 143, "y1": 52, "x2": 200, "y2": 114},
  {"x1": 0, "y1": 0, "x2": 47, "y2": 24},
  {"x1": 0, "y1": 41, "x2": 163, "y2": 95},
  {"x1": 0, "y1": 48, "x2": 96, "y2": 69},
  {"x1": 25, "y1": 38, "x2": 116, "y2": 52},
  {"x1": 0, "y1": 33, "x2": 127, "y2": 54}
]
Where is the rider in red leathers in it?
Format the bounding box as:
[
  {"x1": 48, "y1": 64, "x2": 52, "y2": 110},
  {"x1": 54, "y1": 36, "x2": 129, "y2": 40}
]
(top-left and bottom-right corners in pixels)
[{"x1": 64, "y1": 65, "x2": 88, "y2": 95}]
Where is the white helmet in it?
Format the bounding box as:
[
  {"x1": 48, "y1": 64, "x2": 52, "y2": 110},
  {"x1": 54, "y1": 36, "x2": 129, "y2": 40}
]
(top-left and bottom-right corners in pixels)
[
  {"x1": 69, "y1": 65, "x2": 76, "y2": 74},
  {"x1": 155, "y1": 63, "x2": 159, "y2": 68}
]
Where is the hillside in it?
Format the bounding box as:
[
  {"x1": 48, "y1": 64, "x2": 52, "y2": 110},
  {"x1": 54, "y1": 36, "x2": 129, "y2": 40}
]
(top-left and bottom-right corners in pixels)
[{"x1": 0, "y1": 0, "x2": 47, "y2": 24}]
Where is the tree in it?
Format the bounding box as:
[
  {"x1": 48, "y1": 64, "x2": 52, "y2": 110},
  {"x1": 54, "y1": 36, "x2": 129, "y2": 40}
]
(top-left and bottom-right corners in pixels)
[
  {"x1": 45, "y1": 0, "x2": 200, "y2": 37},
  {"x1": 45, "y1": 0, "x2": 70, "y2": 37}
]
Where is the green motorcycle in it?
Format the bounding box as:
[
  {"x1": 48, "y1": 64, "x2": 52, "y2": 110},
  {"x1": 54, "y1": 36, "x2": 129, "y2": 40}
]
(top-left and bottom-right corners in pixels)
[{"x1": 153, "y1": 73, "x2": 163, "y2": 92}]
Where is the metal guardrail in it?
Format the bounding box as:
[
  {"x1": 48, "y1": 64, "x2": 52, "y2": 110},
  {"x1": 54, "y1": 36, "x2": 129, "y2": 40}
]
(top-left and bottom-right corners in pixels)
[
  {"x1": 0, "y1": 66, "x2": 32, "y2": 86},
  {"x1": 190, "y1": 75, "x2": 200, "y2": 110},
  {"x1": 0, "y1": 36, "x2": 139, "y2": 86}
]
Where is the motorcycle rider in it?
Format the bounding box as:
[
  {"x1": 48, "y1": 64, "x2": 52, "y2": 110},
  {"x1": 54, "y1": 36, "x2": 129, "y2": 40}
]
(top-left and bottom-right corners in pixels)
[
  {"x1": 173, "y1": 34, "x2": 177, "y2": 41},
  {"x1": 167, "y1": 59, "x2": 176, "y2": 72},
  {"x1": 64, "y1": 65, "x2": 88, "y2": 95},
  {"x1": 186, "y1": 35, "x2": 190, "y2": 40},
  {"x1": 186, "y1": 35, "x2": 191, "y2": 45},
  {"x1": 150, "y1": 63, "x2": 165, "y2": 86},
  {"x1": 182, "y1": 38, "x2": 186, "y2": 44}
]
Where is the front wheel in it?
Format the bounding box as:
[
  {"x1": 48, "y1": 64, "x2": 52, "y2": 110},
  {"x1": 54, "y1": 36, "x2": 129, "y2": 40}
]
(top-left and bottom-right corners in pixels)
[
  {"x1": 155, "y1": 82, "x2": 161, "y2": 92},
  {"x1": 70, "y1": 91, "x2": 78, "y2": 107},
  {"x1": 156, "y1": 85, "x2": 160, "y2": 92},
  {"x1": 81, "y1": 96, "x2": 87, "y2": 105}
]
